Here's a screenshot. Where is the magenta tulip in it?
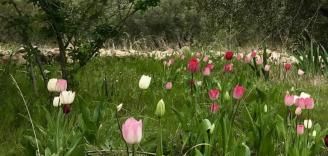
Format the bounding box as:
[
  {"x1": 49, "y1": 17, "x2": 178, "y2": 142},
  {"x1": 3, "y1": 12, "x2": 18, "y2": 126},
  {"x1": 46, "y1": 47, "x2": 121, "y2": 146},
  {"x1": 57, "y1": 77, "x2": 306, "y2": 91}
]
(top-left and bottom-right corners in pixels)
[
  {"x1": 210, "y1": 103, "x2": 219, "y2": 113},
  {"x1": 304, "y1": 98, "x2": 314, "y2": 109},
  {"x1": 203, "y1": 67, "x2": 211, "y2": 76},
  {"x1": 208, "y1": 89, "x2": 220, "y2": 101},
  {"x1": 122, "y1": 117, "x2": 143, "y2": 144}
]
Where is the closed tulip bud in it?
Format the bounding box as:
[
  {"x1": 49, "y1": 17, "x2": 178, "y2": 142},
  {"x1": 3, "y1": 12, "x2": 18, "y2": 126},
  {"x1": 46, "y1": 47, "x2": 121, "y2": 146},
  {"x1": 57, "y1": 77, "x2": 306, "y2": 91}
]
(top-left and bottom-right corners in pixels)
[
  {"x1": 298, "y1": 69, "x2": 305, "y2": 76},
  {"x1": 201, "y1": 119, "x2": 215, "y2": 134},
  {"x1": 297, "y1": 124, "x2": 305, "y2": 135},
  {"x1": 139, "y1": 75, "x2": 152, "y2": 89},
  {"x1": 165, "y1": 82, "x2": 173, "y2": 90},
  {"x1": 53, "y1": 96, "x2": 61, "y2": 107},
  {"x1": 203, "y1": 67, "x2": 211, "y2": 76},
  {"x1": 295, "y1": 107, "x2": 302, "y2": 115},
  {"x1": 47, "y1": 78, "x2": 58, "y2": 92},
  {"x1": 304, "y1": 119, "x2": 313, "y2": 129},
  {"x1": 208, "y1": 89, "x2": 220, "y2": 100},
  {"x1": 284, "y1": 95, "x2": 295, "y2": 106},
  {"x1": 117, "y1": 103, "x2": 123, "y2": 112},
  {"x1": 209, "y1": 103, "x2": 219, "y2": 113},
  {"x1": 264, "y1": 104, "x2": 268, "y2": 113},
  {"x1": 312, "y1": 130, "x2": 317, "y2": 137},
  {"x1": 122, "y1": 117, "x2": 143, "y2": 144},
  {"x1": 60, "y1": 91, "x2": 76, "y2": 105},
  {"x1": 223, "y1": 91, "x2": 230, "y2": 101},
  {"x1": 155, "y1": 99, "x2": 165, "y2": 117},
  {"x1": 233, "y1": 85, "x2": 245, "y2": 100},
  {"x1": 264, "y1": 65, "x2": 270, "y2": 72},
  {"x1": 209, "y1": 124, "x2": 215, "y2": 134}
]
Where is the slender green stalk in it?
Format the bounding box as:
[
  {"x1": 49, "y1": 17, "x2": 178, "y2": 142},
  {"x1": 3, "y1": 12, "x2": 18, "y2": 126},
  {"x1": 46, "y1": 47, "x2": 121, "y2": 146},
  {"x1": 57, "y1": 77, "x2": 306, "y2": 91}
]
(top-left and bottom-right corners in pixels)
[
  {"x1": 10, "y1": 74, "x2": 40, "y2": 156},
  {"x1": 132, "y1": 144, "x2": 136, "y2": 156},
  {"x1": 158, "y1": 117, "x2": 163, "y2": 156}
]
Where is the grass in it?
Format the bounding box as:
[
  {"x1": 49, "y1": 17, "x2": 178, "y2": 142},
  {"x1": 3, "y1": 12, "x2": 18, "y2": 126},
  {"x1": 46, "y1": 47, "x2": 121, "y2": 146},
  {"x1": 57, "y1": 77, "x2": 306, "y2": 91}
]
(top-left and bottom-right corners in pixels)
[{"x1": 1, "y1": 53, "x2": 328, "y2": 155}]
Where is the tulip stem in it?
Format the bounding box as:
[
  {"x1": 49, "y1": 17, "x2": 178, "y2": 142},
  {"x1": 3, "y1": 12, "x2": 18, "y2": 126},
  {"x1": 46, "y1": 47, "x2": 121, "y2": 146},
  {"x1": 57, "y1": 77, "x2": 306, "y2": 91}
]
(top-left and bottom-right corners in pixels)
[
  {"x1": 132, "y1": 144, "x2": 136, "y2": 156},
  {"x1": 158, "y1": 117, "x2": 163, "y2": 156},
  {"x1": 115, "y1": 112, "x2": 129, "y2": 156}
]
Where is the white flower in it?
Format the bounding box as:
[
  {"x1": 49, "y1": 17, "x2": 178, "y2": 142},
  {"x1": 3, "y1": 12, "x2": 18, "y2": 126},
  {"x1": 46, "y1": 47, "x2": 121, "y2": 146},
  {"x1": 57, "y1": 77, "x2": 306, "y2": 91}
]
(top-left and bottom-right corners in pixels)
[
  {"x1": 117, "y1": 103, "x2": 123, "y2": 112},
  {"x1": 47, "y1": 78, "x2": 58, "y2": 92},
  {"x1": 304, "y1": 119, "x2": 313, "y2": 129},
  {"x1": 60, "y1": 91, "x2": 76, "y2": 104},
  {"x1": 53, "y1": 96, "x2": 61, "y2": 107},
  {"x1": 264, "y1": 65, "x2": 270, "y2": 72},
  {"x1": 312, "y1": 130, "x2": 317, "y2": 137},
  {"x1": 196, "y1": 81, "x2": 202, "y2": 86},
  {"x1": 298, "y1": 69, "x2": 305, "y2": 76},
  {"x1": 139, "y1": 75, "x2": 151, "y2": 89},
  {"x1": 300, "y1": 92, "x2": 311, "y2": 98}
]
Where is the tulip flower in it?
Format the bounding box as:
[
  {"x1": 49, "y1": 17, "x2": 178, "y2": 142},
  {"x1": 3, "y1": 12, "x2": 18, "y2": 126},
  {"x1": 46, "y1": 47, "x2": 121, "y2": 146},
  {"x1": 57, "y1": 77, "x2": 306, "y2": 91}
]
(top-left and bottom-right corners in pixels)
[
  {"x1": 295, "y1": 107, "x2": 302, "y2": 115},
  {"x1": 224, "y1": 63, "x2": 233, "y2": 73},
  {"x1": 47, "y1": 78, "x2": 58, "y2": 92},
  {"x1": 284, "y1": 63, "x2": 292, "y2": 71},
  {"x1": 324, "y1": 135, "x2": 328, "y2": 147},
  {"x1": 206, "y1": 63, "x2": 214, "y2": 70},
  {"x1": 210, "y1": 103, "x2": 219, "y2": 113},
  {"x1": 122, "y1": 117, "x2": 143, "y2": 144},
  {"x1": 304, "y1": 119, "x2": 313, "y2": 129},
  {"x1": 208, "y1": 89, "x2": 220, "y2": 100},
  {"x1": 60, "y1": 91, "x2": 76, "y2": 105},
  {"x1": 297, "y1": 124, "x2": 305, "y2": 135},
  {"x1": 284, "y1": 95, "x2": 295, "y2": 106},
  {"x1": 53, "y1": 96, "x2": 61, "y2": 107},
  {"x1": 233, "y1": 85, "x2": 245, "y2": 100},
  {"x1": 155, "y1": 99, "x2": 165, "y2": 117},
  {"x1": 187, "y1": 57, "x2": 199, "y2": 73},
  {"x1": 236, "y1": 53, "x2": 244, "y2": 61},
  {"x1": 312, "y1": 130, "x2": 317, "y2": 137},
  {"x1": 225, "y1": 51, "x2": 234, "y2": 60},
  {"x1": 195, "y1": 52, "x2": 202, "y2": 58},
  {"x1": 304, "y1": 97, "x2": 314, "y2": 109},
  {"x1": 117, "y1": 103, "x2": 123, "y2": 112},
  {"x1": 139, "y1": 75, "x2": 151, "y2": 89},
  {"x1": 244, "y1": 54, "x2": 252, "y2": 63},
  {"x1": 251, "y1": 50, "x2": 257, "y2": 58},
  {"x1": 56, "y1": 79, "x2": 67, "y2": 92},
  {"x1": 264, "y1": 104, "x2": 268, "y2": 113},
  {"x1": 165, "y1": 82, "x2": 172, "y2": 90},
  {"x1": 298, "y1": 69, "x2": 305, "y2": 76},
  {"x1": 203, "y1": 67, "x2": 211, "y2": 76},
  {"x1": 223, "y1": 91, "x2": 230, "y2": 101},
  {"x1": 203, "y1": 55, "x2": 209, "y2": 62},
  {"x1": 256, "y1": 56, "x2": 263, "y2": 65},
  {"x1": 264, "y1": 65, "x2": 270, "y2": 72},
  {"x1": 296, "y1": 98, "x2": 306, "y2": 109}
]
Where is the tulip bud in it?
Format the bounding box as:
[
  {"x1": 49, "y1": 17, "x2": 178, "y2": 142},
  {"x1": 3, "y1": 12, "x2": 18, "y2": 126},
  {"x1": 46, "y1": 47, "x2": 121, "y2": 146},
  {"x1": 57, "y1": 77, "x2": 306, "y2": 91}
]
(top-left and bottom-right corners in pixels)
[
  {"x1": 297, "y1": 124, "x2": 304, "y2": 135},
  {"x1": 298, "y1": 69, "x2": 305, "y2": 76},
  {"x1": 47, "y1": 78, "x2": 58, "y2": 92},
  {"x1": 264, "y1": 65, "x2": 270, "y2": 72},
  {"x1": 264, "y1": 104, "x2": 268, "y2": 113},
  {"x1": 139, "y1": 75, "x2": 152, "y2": 89},
  {"x1": 155, "y1": 99, "x2": 165, "y2": 117},
  {"x1": 312, "y1": 130, "x2": 317, "y2": 137},
  {"x1": 201, "y1": 119, "x2": 214, "y2": 133},
  {"x1": 223, "y1": 91, "x2": 230, "y2": 101},
  {"x1": 117, "y1": 103, "x2": 123, "y2": 112},
  {"x1": 60, "y1": 91, "x2": 76, "y2": 105},
  {"x1": 53, "y1": 96, "x2": 61, "y2": 107},
  {"x1": 209, "y1": 124, "x2": 215, "y2": 134},
  {"x1": 304, "y1": 119, "x2": 313, "y2": 129},
  {"x1": 295, "y1": 107, "x2": 302, "y2": 115}
]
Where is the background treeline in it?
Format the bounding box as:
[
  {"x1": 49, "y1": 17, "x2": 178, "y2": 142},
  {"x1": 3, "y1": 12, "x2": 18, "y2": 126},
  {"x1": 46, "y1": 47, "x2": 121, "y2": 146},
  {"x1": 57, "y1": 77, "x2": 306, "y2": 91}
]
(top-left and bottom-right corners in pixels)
[{"x1": 1, "y1": 0, "x2": 328, "y2": 50}]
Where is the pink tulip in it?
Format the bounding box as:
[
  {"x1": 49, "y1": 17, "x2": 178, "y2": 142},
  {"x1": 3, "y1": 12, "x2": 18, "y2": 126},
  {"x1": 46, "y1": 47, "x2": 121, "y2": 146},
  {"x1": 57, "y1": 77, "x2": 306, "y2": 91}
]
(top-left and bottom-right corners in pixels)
[
  {"x1": 224, "y1": 63, "x2": 233, "y2": 73},
  {"x1": 236, "y1": 53, "x2": 244, "y2": 61},
  {"x1": 296, "y1": 98, "x2": 306, "y2": 109},
  {"x1": 208, "y1": 89, "x2": 220, "y2": 101},
  {"x1": 203, "y1": 67, "x2": 211, "y2": 76},
  {"x1": 233, "y1": 85, "x2": 245, "y2": 100},
  {"x1": 251, "y1": 50, "x2": 257, "y2": 58},
  {"x1": 244, "y1": 54, "x2": 252, "y2": 63},
  {"x1": 264, "y1": 65, "x2": 270, "y2": 72},
  {"x1": 165, "y1": 82, "x2": 173, "y2": 90},
  {"x1": 297, "y1": 124, "x2": 305, "y2": 135},
  {"x1": 210, "y1": 103, "x2": 219, "y2": 113},
  {"x1": 284, "y1": 63, "x2": 292, "y2": 71},
  {"x1": 203, "y1": 55, "x2": 209, "y2": 62},
  {"x1": 56, "y1": 79, "x2": 67, "y2": 92},
  {"x1": 122, "y1": 117, "x2": 143, "y2": 144},
  {"x1": 187, "y1": 57, "x2": 199, "y2": 73},
  {"x1": 284, "y1": 95, "x2": 295, "y2": 106},
  {"x1": 295, "y1": 107, "x2": 302, "y2": 115},
  {"x1": 206, "y1": 63, "x2": 214, "y2": 70},
  {"x1": 256, "y1": 56, "x2": 263, "y2": 65},
  {"x1": 304, "y1": 98, "x2": 314, "y2": 109}
]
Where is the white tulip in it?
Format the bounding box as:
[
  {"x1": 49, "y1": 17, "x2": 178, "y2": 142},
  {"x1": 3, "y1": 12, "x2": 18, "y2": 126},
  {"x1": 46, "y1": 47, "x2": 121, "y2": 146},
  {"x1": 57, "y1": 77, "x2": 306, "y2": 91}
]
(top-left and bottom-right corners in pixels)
[
  {"x1": 298, "y1": 69, "x2": 305, "y2": 76},
  {"x1": 53, "y1": 96, "x2": 61, "y2": 107},
  {"x1": 117, "y1": 103, "x2": 123, "y2": 112},
  {"x1": 60, "y1": 91, "x2": 76, "y2": 104},
  {"x1": 304, "y1": 119, "x2": 313, "y2": 129},
  {"x1": 196, "y1": 81, "x2": 203, "y2": 86},
  {"x1": 139, "y1": 75, "x2": 151, "y2": 89},
  {"x1": 47, "y1": 78, "x2": 58, "y2": 92},
  {"x1": 300, "y1": 92, "x2": 310, "y2": 98},
  {"x1": 312, "y1": 130, "x2": 317, "y2": 137}
]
